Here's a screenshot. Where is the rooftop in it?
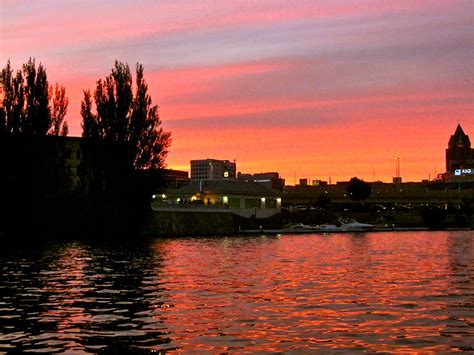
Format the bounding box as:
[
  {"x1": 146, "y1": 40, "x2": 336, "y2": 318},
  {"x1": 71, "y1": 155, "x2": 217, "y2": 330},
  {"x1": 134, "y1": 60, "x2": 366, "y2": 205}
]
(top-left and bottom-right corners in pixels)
[{"x1": 170, "y1": 179, "x2": 279, "y2": 196}]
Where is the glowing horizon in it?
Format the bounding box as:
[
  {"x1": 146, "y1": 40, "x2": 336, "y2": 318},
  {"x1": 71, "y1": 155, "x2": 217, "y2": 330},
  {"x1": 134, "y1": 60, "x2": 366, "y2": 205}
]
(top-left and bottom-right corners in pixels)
[{"x1": 1, "y1": 0, "x2": 473, "y2": 183}]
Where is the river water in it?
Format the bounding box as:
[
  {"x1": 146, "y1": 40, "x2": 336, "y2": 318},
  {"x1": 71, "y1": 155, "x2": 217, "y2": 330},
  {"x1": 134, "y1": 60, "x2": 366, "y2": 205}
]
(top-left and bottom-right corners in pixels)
[{"x1": 1, "y1": 231, "x2": 473, "y2": 352}]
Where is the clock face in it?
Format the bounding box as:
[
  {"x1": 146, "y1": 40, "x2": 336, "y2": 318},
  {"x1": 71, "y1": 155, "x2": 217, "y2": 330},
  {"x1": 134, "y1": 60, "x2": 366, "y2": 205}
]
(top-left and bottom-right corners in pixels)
[{"x1": 224, "y1": 171, "x2": 229, "y2": 178}]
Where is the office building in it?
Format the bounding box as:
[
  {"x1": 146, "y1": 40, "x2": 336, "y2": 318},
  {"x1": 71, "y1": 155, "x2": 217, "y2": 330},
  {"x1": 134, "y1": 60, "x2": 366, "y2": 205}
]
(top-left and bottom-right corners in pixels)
[
  {"x1": 446, "y1": 124, "x2": 474, "y2": 177},
  {"x1": 190, "y1": 158, "x2": 236, "y2": 180}
]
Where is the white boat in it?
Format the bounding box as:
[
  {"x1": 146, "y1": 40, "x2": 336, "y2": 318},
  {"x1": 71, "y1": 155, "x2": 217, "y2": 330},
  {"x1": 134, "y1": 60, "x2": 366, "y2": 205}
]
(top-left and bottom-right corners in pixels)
[
  {"x1": 339, "y1": 218, "x2": 374, "y2": 232},
  {"x1": 316, "y1": 223, "x2": 341, "y2": 232},
  {"x1": 276, "y1": 219, "x2": 374, "y2": 234},
  {"x1": 283, "y1": 223, "x2": 341, "y2": 233},
  {"x1": 282, "y1": 223, "x2": 322, "y2": 233}
]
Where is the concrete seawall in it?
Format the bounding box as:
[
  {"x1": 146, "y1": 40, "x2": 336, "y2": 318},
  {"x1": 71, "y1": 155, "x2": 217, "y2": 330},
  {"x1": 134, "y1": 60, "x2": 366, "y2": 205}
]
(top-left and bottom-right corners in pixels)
[
  {"x1": 141, "y1": 210, "x2": 237, "y2": 236},
  {"x1": 141, "y1": 208, "x2": 473, "y2": 236}
]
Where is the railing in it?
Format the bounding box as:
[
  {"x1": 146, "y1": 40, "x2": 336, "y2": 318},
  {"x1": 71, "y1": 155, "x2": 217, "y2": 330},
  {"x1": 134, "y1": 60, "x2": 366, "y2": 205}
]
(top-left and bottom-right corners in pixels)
[{"x1": 151, "y1": 202, "x2": 229, "y2": 211}]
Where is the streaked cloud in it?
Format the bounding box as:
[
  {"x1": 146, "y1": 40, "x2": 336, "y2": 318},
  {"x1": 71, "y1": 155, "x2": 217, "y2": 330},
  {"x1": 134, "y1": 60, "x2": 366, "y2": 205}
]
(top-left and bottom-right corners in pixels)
[{"x1": 1, "y1": 0, "x2": 473, "y2": 181}]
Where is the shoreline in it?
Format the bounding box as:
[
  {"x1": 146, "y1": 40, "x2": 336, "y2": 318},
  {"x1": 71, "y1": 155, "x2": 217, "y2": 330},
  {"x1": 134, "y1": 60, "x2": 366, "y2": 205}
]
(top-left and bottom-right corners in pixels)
[{"x1": 239, "y1": 226, "x2": 438, "y2": 235}]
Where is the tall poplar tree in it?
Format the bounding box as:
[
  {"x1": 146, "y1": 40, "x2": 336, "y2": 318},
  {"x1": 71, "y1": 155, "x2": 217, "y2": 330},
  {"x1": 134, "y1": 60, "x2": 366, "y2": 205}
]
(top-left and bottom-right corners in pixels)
[
  {"x1": 81, "y1": 61, "x2": 171, "y2": 169},
  {"x1": 0, "y1": 58, "x2": 69, "y2": 136},
  {"x1": 50, "y1": 83, "x2": 69, "y2": 136}
]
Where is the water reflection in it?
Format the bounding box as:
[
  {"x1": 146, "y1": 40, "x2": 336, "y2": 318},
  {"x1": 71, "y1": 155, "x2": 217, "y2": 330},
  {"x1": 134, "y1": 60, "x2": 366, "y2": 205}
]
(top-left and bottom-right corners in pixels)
[
  {"x1": 442, "y1": 232, "x2": 474, "y2": 351},
  {"x1": 0, "y1": 232, "x2": 473, "y2": 352},
  {"x1": 0, "y1": 240, "x2": 173, "y2": 352}
]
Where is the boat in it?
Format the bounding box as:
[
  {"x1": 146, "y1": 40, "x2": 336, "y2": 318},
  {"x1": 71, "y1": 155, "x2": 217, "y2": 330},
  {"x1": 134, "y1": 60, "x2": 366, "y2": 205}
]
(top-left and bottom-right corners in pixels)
[
  {"x1": 316, "y1": 223, "x2": 341, "y2": 232},
  {"x1": 339, "y1": 218, "x2": 374, "y2": 232},
  {"x1": 283, "y1": 223, "x2": 343, "y2": 233},
  {"x1": 282, "y1": 223, "x2": 322, "y2": 233},
  {"x1": 242, "y1": 219, "x2": 374, "y2": 235}
]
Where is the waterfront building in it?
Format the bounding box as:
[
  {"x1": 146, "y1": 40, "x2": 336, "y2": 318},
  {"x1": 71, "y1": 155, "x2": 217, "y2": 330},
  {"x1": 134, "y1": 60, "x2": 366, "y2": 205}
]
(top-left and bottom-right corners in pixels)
[
  {"x1": 0, "y1": 135, "x2": 133, "y2": 236},
  {"x1": 237, "y1": 171, "x2": 285, "y2": 191},
  {"x1": 446, "y1": 124, "x2": 474, "y2": 177},
  {"x1": 161, "y1": 179, "x2": 282, "y2": 218},
  {"x1": 190, "y1": 158, "x2": 236, "y2": 180},
  {"x1": 0, "y1": 135, "x2": 130, "y2": 195}
]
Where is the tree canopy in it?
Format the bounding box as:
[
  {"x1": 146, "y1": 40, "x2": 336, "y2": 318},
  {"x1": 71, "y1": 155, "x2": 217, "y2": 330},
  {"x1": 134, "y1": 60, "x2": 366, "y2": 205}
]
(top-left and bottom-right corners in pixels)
[
  {"x1": 0, "y1": 59, "x2": 68, "y2": 136},
  {"x1": 314, "y1": 193, "x2": 331, "y2": 210},
  {"x1": 81, "y1": 61, "x2": 171, "y2": 169},
  {"x1": 346, "y1": 177, "x2": 372, "y2": 201}
]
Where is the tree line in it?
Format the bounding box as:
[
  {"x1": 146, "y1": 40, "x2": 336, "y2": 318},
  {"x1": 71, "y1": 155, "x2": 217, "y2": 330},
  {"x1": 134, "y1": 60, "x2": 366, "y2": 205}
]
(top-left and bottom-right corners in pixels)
[{"x1": 0, "y1": 59, "x2": 171, "y2": 169}]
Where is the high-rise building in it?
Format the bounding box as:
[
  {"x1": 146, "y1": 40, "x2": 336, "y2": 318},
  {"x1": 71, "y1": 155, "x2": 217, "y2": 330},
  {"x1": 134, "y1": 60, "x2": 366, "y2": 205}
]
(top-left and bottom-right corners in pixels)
[
  {"x1": 446, "y1": 124, "x2": 474, "y2": 175},
  {"x1": 190, "y1": 159, "x2": 236, "y2": 180}
]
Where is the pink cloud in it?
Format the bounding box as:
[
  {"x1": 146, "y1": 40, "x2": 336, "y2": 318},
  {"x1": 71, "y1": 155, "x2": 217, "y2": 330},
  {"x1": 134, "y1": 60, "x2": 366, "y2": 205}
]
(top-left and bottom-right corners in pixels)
[{"x1": 1, "y1": 0, "x2": 473, "y2": 182}]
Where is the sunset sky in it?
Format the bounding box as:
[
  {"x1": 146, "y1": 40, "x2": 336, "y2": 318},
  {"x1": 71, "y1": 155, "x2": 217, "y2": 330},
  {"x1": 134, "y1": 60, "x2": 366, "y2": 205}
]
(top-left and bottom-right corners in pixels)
[{"x1": 1, "y1": 0, "x2": 473, "y2": 183}]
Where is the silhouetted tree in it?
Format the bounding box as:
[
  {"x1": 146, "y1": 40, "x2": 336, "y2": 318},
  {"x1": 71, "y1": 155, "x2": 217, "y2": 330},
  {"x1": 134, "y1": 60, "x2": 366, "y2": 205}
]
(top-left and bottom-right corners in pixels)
[
  {"x1": 80, "y1": 61, "x2": 171, "y2": 169},
  {"x1": 346, "y1": 177, "x2": 371, "y2": 202},
  {"x1": 50, "y1": 84, "x2": 69, "y2": 136},
  {"x1": 315, "y1": 193, "x2": 331, "y2": 210},
  {"x1": 0, "y1": 59, "x2": 69, "y2": 135},
  {"x1": 0, "y1": 109, "x2": 4, "y2": 135},
  {"x1": 0, "y1": 61, "x2": 23, "y2": 134}
]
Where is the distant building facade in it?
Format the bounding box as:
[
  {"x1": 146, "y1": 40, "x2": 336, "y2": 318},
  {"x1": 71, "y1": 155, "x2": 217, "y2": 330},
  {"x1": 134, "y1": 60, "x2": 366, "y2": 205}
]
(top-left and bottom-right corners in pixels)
[
  {"x1": 299, "y1": 178, "x2": 308, "y2": 186},
  {"x1": 445, "y1": 124, "x2": 474, "y2": 179},
  {"x1": 190, "y1": 158, "x2": 236, "y2": 180},
  {"x1": 312, "y1": 179, "x2": 328, "y2": 186},
  {"x1": 237, "y1": 172, "x2": 285, "y2": 191}
]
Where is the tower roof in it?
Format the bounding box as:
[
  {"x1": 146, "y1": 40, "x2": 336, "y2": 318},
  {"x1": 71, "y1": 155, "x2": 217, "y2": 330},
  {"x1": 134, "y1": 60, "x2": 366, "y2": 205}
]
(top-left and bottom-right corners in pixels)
[{"x1": 448, "y1": 124, "x2": 471, "y2": 148}]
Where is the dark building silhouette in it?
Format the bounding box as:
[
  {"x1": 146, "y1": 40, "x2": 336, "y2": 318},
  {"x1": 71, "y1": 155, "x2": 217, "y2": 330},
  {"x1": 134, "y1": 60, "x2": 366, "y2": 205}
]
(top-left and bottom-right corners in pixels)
[
  {"x1": 237, "y1": 172, "x2": 285, "y2": 191},
  {"x1": 446, "y1": 124, "x2": 474, "y2": 174},
  {"x1": 134, "y1": 168, "x2": 189, "y2": 195},
  {"x1": 0, "y1": 135, "x2": 139, "y2": 238}
]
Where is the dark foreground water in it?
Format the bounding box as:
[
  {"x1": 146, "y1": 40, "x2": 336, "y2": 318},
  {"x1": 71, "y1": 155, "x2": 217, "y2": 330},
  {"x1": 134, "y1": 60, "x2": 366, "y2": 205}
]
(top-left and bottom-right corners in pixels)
[{"x1": 1, "y1": 231, "x2": 474, "y2": 353}]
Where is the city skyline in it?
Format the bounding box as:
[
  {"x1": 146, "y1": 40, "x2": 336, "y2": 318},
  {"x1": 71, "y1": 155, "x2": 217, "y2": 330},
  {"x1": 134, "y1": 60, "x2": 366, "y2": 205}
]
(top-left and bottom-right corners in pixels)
[{"x1": 1, "y1": 0, "x2": 473, "y2": 182}]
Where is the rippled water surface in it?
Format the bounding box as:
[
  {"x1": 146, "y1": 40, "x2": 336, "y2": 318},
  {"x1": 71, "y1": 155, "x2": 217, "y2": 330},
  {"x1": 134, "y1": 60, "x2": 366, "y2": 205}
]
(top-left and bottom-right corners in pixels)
[{"x1": 1, "y1": 231, "x2": 474, "y2": 352}]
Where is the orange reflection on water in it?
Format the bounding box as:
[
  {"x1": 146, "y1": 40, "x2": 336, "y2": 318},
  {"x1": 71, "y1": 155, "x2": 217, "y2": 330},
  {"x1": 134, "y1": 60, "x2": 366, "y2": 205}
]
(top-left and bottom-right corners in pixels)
[
  {"x1": 150, "y1": 232, "x2": 473, "y2": 352},
  {"x1": 39, "y1": 243, "x2": 92, "y2": 332}
]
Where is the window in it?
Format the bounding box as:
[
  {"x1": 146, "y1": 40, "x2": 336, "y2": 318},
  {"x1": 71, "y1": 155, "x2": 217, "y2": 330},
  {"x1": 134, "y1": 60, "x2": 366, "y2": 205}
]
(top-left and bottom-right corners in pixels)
[
  {"x1": 266, "y1": 199, "x2": 277, "y2": 209},
  {"x1": 245, "y1": 198, "x2": 261, "y2": 208},
  {"x1": 228, "y1": 197, "x2": 240, "y2": 208}
]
